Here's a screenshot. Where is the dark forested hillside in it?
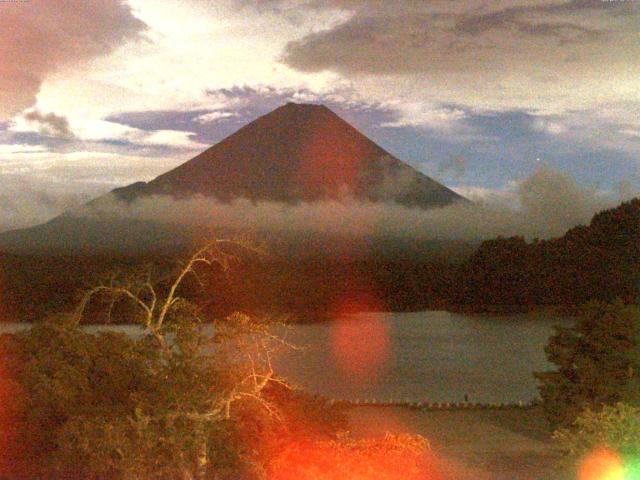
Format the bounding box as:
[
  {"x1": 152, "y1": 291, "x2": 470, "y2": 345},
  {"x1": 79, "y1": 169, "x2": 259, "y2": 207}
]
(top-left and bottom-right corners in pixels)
[
  {"x1": 455, "y1": 198, "x2": 640, "y2": 310},
  {"x1": 0, "y1": 199, "x2": 637, "y2": 322},
  {"x1": 0, "y1": 248, "x2": 466, "y2": 323}
]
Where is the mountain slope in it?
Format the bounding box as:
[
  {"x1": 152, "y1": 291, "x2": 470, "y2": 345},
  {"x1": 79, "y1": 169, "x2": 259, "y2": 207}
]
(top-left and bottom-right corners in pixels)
[
  {"x1": 115, "y1": 102, "x2": 464, "y2": 206},
  {"x1": 0, "y1": 102, "x2": 466, "y2": 254}
]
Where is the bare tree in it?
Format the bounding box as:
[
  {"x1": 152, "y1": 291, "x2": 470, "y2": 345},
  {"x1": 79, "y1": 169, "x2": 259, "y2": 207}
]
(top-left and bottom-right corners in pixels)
[
  {"x1": 75, "y1": 240, "x2": 234, "y2": 338},
  {"x1": 71, "y1": 239, "x2": 292, "y2": 479}
]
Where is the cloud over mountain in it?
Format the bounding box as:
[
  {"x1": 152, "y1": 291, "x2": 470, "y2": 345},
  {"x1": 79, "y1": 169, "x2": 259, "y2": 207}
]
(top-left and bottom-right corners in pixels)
[
  {"x1": 0, "y1": 101, "x2": 636, "y2": 245},
  {"x1": 78, "y1": 165, "x2": 628, "y2": 243}
]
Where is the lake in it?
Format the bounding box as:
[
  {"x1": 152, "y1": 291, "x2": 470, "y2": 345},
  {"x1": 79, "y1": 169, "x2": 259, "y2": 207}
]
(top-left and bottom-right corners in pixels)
[
  {"x1": 0, "y1": 310, "x2": 570, "y2": 404},
  {"x1": 270, "y1": 310, "x2": 570, "y2": 404}
]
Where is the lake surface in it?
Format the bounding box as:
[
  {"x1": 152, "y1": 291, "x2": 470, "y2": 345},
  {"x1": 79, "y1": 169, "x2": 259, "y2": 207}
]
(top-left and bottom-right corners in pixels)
[
  {"x1": 0, "y1": 311, "x2": 570, "y2": 404},
  {"x1": 270, "y1": 311, "x2": 570, "y2": 404}
]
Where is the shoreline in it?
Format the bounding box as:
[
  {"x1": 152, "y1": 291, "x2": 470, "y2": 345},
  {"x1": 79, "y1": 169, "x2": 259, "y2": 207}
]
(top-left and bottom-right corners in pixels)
[{"x1": 346, "y1": 404, "x2": 568, "y2": 480}]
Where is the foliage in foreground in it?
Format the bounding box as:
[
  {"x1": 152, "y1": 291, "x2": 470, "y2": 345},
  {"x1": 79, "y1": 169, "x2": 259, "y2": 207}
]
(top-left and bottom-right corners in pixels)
[
  {"x1": 554, "y1": 403, "x2": 640, "y2": 462},
  {"x1": 0, "y1": 316, "x2": 242, "y2": 479},
  {"x1": 0, "y1": 241, "x2": 431, "y2": 479},
  {"x1": 267, "y1": 433, "x2": 446, "y2": 480},
  {"x1": 0, "y1": 317, "x2": 428, "y2": 480},
  {"x1": 535, "y1": 300, "x2": 640, "y2": 429},
  {"x1": 0, "y1": 241, "x2": 287, "y2": 479}
]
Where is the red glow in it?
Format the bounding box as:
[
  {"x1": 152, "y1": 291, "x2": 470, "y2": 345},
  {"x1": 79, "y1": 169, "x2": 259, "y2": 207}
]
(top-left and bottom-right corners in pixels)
[
  {"x1": 0, "y1": 359, "x2": 26, "y2": 476},
  {"x1": 578, "y1": 447, "x2": 625, "y2": 480},
  {"x1": 330, "y1": 294, "x2": 390, "y2": 382},
  {"x1": 0, "y1": 256, "x2": 6, "y2": 323},
  {"x1": 268, "y1": 434, "x2": 447, "y2": 480},
  {"x1": 347, "y1": 406, "x2": 413, "y2": 438},
  {"x1": 296, "y1": 114, "x2": 365, "y2": 198}
]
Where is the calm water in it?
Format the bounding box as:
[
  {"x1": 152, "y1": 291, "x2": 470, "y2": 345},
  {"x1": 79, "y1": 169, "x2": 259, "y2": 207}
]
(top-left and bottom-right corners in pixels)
[
  {"x1": 270, "y1": 311, "x2": 570, "y2": 404},
  {"x1": 0, "y1": 311, "x2": 570, "y2": 404}
]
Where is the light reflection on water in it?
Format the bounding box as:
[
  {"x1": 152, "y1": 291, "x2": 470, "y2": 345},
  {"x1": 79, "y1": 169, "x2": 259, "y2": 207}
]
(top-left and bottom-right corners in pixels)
[{"x1": 0, "y1": 310, "x2": 571, "y2": 404}]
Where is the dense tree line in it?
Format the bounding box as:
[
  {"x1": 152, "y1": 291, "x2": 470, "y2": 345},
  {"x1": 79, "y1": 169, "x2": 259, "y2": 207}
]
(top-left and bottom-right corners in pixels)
[
  {"x1": 0, "y1": 253, "x2": 462, "y2": 323},
  {"x1": 535, "y1": 300, "x2": 640, "y2": 475},
  {"x1": 0, "y1": 199, "x2": 637, "y2": 322},
  {"x1": 536, "y1": 300, "x2": 640, "y2": 429},
  {"x1": 454, "y1": 198, "x2": 640, "y2": 310}
]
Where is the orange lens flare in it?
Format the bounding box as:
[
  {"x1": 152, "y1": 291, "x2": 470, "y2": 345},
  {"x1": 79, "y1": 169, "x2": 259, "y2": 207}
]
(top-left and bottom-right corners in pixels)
[
  {"x1": 0, "y1": 360, "x2": 25, "y2": 476},
  {"x1": 297, "y1": 114, "x2": 365, "y2": 198},
  {"x1": 330, "y1": 294, "x2": 390, "y2": 382},
  {"x1": 579, "y1": 447, "x2": 625, "y2": 480},
  {"x1": 268, "y1": 434, "x2": 445, "y2": 480},
  {"x1": 0, "y1": 255, "x2": 6, "y2": 323}
]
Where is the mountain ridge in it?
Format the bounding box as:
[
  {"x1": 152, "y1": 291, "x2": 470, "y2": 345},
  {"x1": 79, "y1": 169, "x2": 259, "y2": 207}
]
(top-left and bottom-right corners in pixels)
[
  {"x1": 111, "y1": 102, "x2": 465, "y2": 206},
  {"x1": 0, "y1": 102, "x2": 467, "y2": 254}
]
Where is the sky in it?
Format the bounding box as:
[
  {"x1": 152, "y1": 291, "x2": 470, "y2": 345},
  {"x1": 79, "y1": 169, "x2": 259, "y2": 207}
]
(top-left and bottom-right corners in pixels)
[{"x1": 0, "y1": 0, "x2": 638, "y2": 231}]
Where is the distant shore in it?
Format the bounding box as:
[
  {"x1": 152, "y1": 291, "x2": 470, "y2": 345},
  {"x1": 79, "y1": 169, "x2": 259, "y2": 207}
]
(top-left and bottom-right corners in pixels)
[
  {"x1": 271, "y1": 303, "x2": 581, "y2": 324},
  {"x1": 0, "y1": 303, "x2": 582, "y2": 325}
]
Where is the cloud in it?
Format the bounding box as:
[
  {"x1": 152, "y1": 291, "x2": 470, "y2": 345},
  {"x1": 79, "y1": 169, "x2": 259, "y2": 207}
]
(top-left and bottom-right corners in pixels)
[
  {"x1": 0, "y1": 147, "x2": 186, "y2": 232},
  {"x1": 379, "y1": 102, "x2": 468, "y2": 133},
  {"x1": 451, "y1": 185, "x2": 514, "y2": 204},
  {"x1": 69, "y1": 119, "x2": 139, "y2": 143},
  {"x1": 108, "y1": 85, "x2": 399, "y2": 146},
  {"x1": 0, "y1": 174, "x2": 93, "y2": 232},
  {"x1": 60, "y1": 119, "x2": 208, "y2": 151},
  {"x1": 23, "y1": 110, "x2": 75, "y2": 139},
  {"x1": 72, "y1": 166, "x2": 633, "y2": 242},
  {"x1": 0, "y1": 144, "x2": 47, "y2": 155},
  {"x1": 531, "y1": 117, "x2": 567, "y2": 136},
  {"x1": 617, "y1": 179, "x2": 640, "y2": 202},
  {"x1": 24, "y1": 0, "x2": 341, "y2": 129},
  {"x1": 194, "y1": 111, "x2": 237, "y2": 124},
  {"x1": 0, "y1": 0, "x2": 146, "y2": 118},
  {"x1": 46, "y1": 153, "x2": 185, "y2": 189},
  {"x1": 621, "y1": 129, "x2": 640, "y2": 139},
  {"x1": 0, "y1": 149, "x2": 183, "y2": 191},
  {"x1": 6, "y1": 112, "x2": 209, "y2": 156},
  {"x1": 528, "y1": 103, "x2": 640, "y2": 156},
  {"x1": 137, "y1": 130, "x2": 208, "y2": 149},
  {"x1": 516, "y1": 165, "x2": 608, "y2": 238},
  {"x1": 279, "y1": 0, "x2": 639, "y2": 115}
]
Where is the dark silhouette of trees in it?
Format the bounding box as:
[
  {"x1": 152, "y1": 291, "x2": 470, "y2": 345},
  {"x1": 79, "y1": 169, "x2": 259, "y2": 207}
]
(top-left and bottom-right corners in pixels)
[
  {"x1": 535, "y1": 300, "x2": 640, "y2": 430},
  {"x1": 0, "y1": 241, "x2": 431, "y2": 479},
  {"x1": 0, "y1": 242, "x2": 293, "y2": 479},
  {"x1": 0, "y1": 199, "x2": 637, "y2": 321},
  {"x1": 456, "y1": 198, "x2": 640, "y2": 310}
]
